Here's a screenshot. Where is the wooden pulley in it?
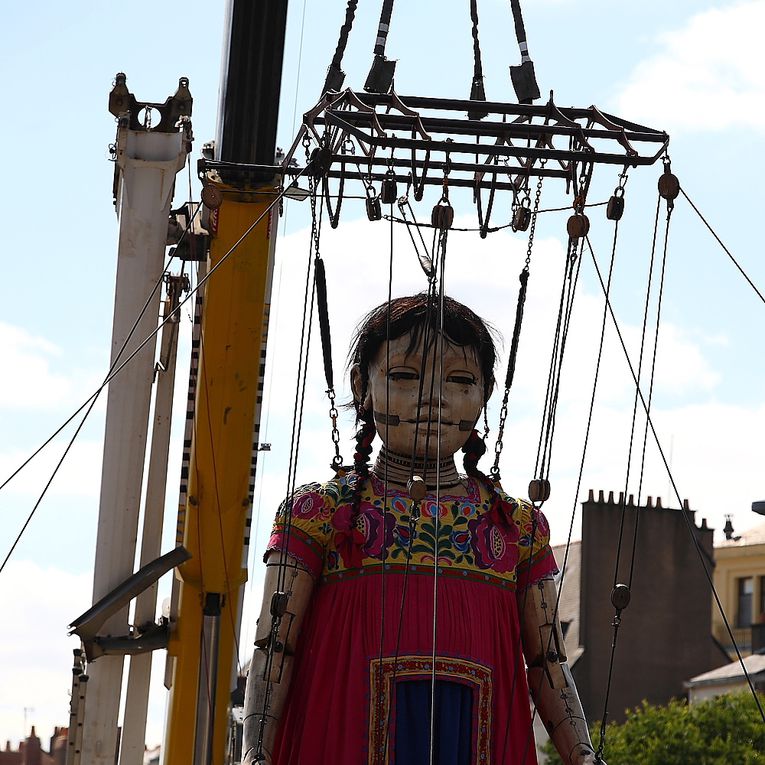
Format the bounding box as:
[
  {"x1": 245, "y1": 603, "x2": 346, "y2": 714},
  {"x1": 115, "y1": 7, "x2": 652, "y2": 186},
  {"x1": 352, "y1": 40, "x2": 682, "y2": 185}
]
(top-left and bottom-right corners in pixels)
[
  {"x1": 381, "y1": 174, "x2": 397, "y2": 204},
  {"x1": 201, "y1": 184, "x2": 223, "y2": 211},
  {"x1": 431, "y1": 200, "x2": 454, "y2": 231},
  {"x1": 658, "y1": 171, "x2": 680, "y2": 201},
  {"x1": 407, "y1": 475, "x2": 427, "y2": 502},
  {"x1": 566, "y1": 213, "x2": 590, "y2": 239},
  {"x1": 512, "y1": 203, "x2": 532, "y2": 232},
  {"x1": 528, "y1": 478, "x2": 551, "y2": 503},
  {"x1": 611, "y1": 583, "x2": 631, "y2": 611},
  {"x1": 366, "y1": 190, "x2": 382, "y2": 221},
  {"x1": 606, "y1": 188, "x2": 625, "y2": 221},
  {"x1": 307, "y1": 145, "x2": 332, "y2": 179}
]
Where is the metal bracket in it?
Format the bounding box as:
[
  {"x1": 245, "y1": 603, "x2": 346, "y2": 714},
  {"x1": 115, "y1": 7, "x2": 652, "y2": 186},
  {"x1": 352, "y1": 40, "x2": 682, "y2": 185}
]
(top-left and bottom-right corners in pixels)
[{"x1": 69, "y1": 546, "x2": 191, "y2": 661}]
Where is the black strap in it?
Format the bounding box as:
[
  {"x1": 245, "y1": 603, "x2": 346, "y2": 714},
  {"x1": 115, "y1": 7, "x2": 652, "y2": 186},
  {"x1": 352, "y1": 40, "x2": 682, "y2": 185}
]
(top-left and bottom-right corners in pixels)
[
  {"x1": 470, "y1": 0, "x2": 484, "y2": 82},
  {"x1": 314, "y1": 258, "x2": 334, "y2": 390},
  {"x1": 373, "y1": 0, "x2": 396, "y2": 56},
  {"x1": 505, "y1": 269, "x2": 529, "y2": 389},
  {"x1": 323, "y1": 0, "x2": 359, "y2": 93},
  {"x1": 509, "y1": 0, "x2": 530, "y2": 60}
]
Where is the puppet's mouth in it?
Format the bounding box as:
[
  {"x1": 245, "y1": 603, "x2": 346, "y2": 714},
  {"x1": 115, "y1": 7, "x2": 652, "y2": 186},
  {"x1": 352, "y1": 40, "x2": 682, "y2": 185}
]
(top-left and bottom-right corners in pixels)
[{"x1": 374, "y1": 411, "x2": 473, "y2": 431}]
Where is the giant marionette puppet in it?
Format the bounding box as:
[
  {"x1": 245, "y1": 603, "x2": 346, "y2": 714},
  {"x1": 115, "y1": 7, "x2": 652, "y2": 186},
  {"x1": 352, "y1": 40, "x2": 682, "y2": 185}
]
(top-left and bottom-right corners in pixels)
[{"x1": 243, "y1": 294, "x2": 603, "y2": 765}]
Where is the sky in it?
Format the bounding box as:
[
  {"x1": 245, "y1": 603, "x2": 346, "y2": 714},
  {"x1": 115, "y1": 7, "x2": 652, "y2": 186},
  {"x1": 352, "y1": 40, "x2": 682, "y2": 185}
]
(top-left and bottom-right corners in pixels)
[{"x1": 1, "y1": 0, "x2": 764, "y2": 752}]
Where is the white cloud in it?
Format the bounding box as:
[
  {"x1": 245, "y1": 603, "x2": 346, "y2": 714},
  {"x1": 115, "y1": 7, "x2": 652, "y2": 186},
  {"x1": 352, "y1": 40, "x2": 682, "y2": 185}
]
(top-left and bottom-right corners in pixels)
[
  {"x1": 615, "y1": 1, "x2": 765, "y2": 133},
  {"x1": 0, "y1": 323, "x2": 73, "y2": 410}
]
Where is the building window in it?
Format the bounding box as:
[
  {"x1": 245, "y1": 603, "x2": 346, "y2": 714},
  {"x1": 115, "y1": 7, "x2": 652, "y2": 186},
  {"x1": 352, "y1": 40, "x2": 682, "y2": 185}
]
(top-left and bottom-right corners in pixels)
[
  {"x1": 737, "y1": 577, "x2": 753, "y2": 628},
  {"x1": 760, "y1": 576, "x2": 765, "y2": 622}
]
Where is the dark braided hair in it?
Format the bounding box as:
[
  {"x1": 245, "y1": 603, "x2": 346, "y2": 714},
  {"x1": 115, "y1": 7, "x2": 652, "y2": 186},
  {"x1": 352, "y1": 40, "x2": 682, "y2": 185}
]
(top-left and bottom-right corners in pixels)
[{"x1": 462, "y1": 428, "x2": 487, "y2": 480}]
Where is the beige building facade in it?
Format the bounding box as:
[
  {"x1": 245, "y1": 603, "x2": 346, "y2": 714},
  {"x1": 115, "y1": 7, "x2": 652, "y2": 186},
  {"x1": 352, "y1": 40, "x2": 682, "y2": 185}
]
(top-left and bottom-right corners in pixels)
[{"x1": 713, "y1": 521, "x2": 765, "y2": 654}]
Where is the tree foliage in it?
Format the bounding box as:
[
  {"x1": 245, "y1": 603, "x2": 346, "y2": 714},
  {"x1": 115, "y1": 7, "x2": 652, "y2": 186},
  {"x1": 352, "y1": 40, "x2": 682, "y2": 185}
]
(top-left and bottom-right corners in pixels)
[{"x1": 541, "y1": 692, "x2": 765, "y2": 764}]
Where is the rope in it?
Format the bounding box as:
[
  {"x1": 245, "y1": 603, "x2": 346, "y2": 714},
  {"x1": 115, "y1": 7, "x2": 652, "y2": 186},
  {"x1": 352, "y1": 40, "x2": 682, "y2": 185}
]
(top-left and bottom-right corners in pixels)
[
  {"x1": 679, "y1": 187, "x2": 765, "y2": 306},
  {"x1": 631, "y1": 204, "x2": 670, "y2": 587},
  {"x1": 491, "y1": 172, "x2": 544, "y2": 479},
  {"x1": 468, "y1": 0, "x2": 488, "y2": 118},
  {"x1": 252, "y1": 177, "x2": 320, "y2": 761},
  {"x1": 374, "y1": 207, "x2": 395, "y2": 765},
  {"x1": 323, "y1": 0, "x2": 359, "y2": 93},
  {"x1": 585, "y1": 234, "x2": 765, "y2": 726},
  {"x1": 0, "y1": 203, "x2": 208, "y2": 573},
  {"x1": 428, "y1": 229, "x2": 449, "y2": 765}
]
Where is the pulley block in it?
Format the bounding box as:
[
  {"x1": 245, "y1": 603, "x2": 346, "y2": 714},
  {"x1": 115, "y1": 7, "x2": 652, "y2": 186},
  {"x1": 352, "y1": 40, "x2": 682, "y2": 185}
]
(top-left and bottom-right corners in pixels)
[
  {"x1": 610, "y1": 583, "x2": 631, "y2": 611},
  {"x1": 528, "y1": 478, "x2": 551, "y2": 503},
  {"x1": 307, "y1": 145, "x2": 332, "y2": 179},
  {"x1": 566, "y1": 213, "x2": 590, "y2": 239},
  {"x1": 606, "y1": 188, "x2": 625, "y2": 221},
  {"x1": 407, "y1": 475, "x2": 427, "y2": 502},
  {"x1": 381, "y1": 175, "x2": 398, "y2": 205},
  {"x1": 366, "y1": 190, "x2": 382, "y2": 221},
  {"x1": 658, "y1": 171, "x2": 680, "y2": 201},
  {"x1": 512, "y1": 204, "x2": 532, "y2": 232},
  {"x1": 201, "y1": 184, "x2": 223, "y2": 211},
  {"x1": 431, "y1": 200, "x2": 455, "y2": 231}
]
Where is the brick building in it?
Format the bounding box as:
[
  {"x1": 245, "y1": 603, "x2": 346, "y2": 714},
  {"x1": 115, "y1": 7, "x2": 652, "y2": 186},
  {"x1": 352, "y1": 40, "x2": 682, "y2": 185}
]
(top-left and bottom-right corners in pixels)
[
  {"x1": 0, "y1": 727, "x2": 65, "y2": 765},
  {"x1": 554, "y1": 490, "x2": 727, "y2": 723}
]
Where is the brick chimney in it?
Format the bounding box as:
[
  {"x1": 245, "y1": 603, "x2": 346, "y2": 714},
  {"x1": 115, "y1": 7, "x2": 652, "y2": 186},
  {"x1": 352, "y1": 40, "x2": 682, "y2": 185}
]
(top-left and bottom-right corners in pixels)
[
  {"x1": 572, "y1": 490, "x2": 718, "y2": 722},
  {"x1": 21, "y1": 728, "x2": 41, "y2": 765}
]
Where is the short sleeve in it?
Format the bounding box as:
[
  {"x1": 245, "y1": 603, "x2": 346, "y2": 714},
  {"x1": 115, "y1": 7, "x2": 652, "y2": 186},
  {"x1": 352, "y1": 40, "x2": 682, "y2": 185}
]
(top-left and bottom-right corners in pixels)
[
  {"x1": 265, "y1": 481, "x2": 340, "y2": 578},
  {"x1": 514, "y1": 500, "x2": 558, "y2": 589}
]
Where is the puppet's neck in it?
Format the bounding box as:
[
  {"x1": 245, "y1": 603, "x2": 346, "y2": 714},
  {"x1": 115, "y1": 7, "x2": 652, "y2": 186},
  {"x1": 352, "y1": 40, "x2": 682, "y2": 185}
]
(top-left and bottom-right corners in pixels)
[{"x1": 373, "y1": 446, "x2": 463, "y2": 490}]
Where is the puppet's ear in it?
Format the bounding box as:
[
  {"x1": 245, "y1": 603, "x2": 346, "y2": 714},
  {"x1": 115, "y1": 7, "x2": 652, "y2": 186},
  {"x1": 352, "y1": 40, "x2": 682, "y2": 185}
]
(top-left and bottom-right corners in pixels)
[{"x1": 350, "y1": 364, "x2": 372, "y2": 411}]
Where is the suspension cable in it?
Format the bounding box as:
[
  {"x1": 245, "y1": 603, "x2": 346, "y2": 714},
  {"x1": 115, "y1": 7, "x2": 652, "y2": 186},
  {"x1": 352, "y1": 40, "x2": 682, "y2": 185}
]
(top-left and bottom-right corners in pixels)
[
  {"x1": 323, "y1": 0, "x2": 359, "y2": 93},
  {"x1": 679, "y1": 187, "x2": 765, "y2": 306},
  {"x1": 491, "y1": 171, "x2": 544, "y2": 480},
  {"x1": 251, "y1": 173, "x2": 320, "y2": 763},
  {"x1": 585, "y1": 234, "x2": 765, "y2": 726}
]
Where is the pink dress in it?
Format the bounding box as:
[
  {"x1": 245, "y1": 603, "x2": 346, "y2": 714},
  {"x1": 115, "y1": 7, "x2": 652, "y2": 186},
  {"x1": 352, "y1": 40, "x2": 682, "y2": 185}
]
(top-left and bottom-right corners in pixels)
[{"x1": 266, "y1": 472, "x2": 557, "y2": 765}]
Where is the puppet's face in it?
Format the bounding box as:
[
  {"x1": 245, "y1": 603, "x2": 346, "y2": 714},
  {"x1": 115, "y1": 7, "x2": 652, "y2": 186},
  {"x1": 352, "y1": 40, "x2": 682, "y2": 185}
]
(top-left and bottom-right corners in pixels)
[{"x1": 354, "y1": 330, "x2": 485, "y2": 458}]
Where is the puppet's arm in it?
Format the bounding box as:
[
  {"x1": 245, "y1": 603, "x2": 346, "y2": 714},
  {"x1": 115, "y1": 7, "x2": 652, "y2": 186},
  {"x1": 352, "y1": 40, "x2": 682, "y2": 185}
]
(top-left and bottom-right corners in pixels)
[
  {"x1": 242, "y1": 553, "x2": 314, "y2": 764},
  {"x1": 519, "y1": 576, "x2": 604, "y2": 765}
]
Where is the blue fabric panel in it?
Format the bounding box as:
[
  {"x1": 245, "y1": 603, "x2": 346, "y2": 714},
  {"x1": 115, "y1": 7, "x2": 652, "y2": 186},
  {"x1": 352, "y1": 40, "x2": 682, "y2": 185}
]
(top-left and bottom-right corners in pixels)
[{"x1": 394, "y1": 679, "x2": 473, "y2": 765}]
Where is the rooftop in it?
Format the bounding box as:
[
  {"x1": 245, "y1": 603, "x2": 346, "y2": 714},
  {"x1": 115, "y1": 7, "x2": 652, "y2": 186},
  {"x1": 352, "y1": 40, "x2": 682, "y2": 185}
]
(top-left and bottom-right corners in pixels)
[
  {"x1": 686, "y1": 652, "x2": 765, "y2": 687},
  {"x1": 716, "y1": 520, "x2": 765, "y2": 548}
]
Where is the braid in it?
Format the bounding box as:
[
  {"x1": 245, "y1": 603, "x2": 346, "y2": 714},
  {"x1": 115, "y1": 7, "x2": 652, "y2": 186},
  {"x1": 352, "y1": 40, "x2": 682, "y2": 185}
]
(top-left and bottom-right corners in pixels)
[
  {"x1": 351, "y1": 415, "x2": 376, "y2": 517},
  {"x1": 462, "y1": 429, "x2": 488, "y2": 481}
]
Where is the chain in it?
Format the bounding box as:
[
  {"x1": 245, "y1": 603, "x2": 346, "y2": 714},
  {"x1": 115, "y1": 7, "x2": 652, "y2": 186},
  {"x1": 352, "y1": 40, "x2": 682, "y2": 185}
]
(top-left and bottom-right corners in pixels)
[
  {"x1": 328, "y1": 389, "x2": 343, "y2": 470},
  {"x1": 490, "y1": 165, "x2": 545, "y2": 481}
]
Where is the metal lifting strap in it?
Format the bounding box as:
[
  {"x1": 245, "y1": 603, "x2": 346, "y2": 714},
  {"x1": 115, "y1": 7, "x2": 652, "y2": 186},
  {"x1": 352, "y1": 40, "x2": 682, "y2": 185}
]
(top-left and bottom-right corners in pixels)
[
  {"x1": 508, "y1": 0, "x2": 541, "y2": 103},
  {"x1": 468, "y1": 0, "x2": 488, "y2": 119},
  {"x1": 323, "y1": 0, "x2": 359, "y2": 93}
]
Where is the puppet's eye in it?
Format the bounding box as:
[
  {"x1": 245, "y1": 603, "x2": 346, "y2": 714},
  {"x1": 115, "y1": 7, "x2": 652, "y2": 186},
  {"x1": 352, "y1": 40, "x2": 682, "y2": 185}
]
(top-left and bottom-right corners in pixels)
[
  {"x1": 389, "y1": 370, "x2": 419, "y2": 381},
  {"x1": 447, "y1": 374, "x2": 477, "y2": 385}
]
